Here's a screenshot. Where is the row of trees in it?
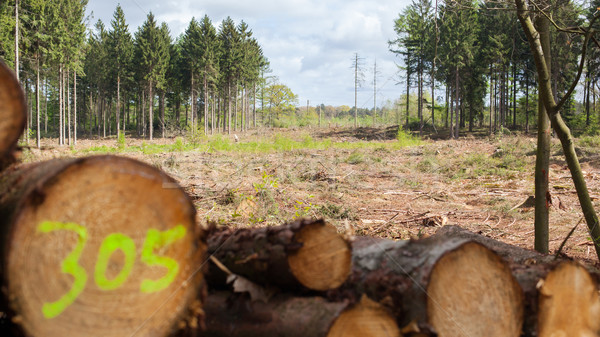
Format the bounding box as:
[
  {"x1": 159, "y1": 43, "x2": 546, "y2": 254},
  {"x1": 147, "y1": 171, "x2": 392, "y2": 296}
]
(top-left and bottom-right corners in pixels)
[
  {"x1": 389, "y1": 0, "x2": 598, "y2": 137},
  {"x1": 0, "y1": 1, "x2": 300, "y2": 147}
]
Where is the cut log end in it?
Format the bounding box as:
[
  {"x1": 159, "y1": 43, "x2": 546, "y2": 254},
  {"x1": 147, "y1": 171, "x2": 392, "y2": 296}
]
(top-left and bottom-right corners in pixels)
[
  {"x1": 287, "y1": 221, "x2": 351, "y2": 291},
  {"x1": 427, "y1": 242, "x2": 524, "y2": 337},
  {"x1": 6, "y1": 156, "x2": 204, "y2": 337},
  {"x1": 327, "y1": 295, "x2": 400, "y2": 337},
  {"x1": 538, "y1": 262, "x2": 600, "y2": 337},
  {"x1": 0, "y1": 61, "x2": 26, "y2": 162}
]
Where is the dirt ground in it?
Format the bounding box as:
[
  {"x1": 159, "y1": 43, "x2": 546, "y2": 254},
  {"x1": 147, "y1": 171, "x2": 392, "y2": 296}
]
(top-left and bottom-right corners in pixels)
[{"x1": 23, "y1": 126, "x2": 600, "y2": 267}]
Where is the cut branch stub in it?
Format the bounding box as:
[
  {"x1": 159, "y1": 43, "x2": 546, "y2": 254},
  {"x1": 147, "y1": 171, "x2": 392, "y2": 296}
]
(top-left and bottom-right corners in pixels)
[
  {"x1": 0, "y1": 156, "x2": 205, "y2": 337},
  {"x1": 0, "y1": 61, "x2": 26, "y2": 166},
  {"x1": 207, "y1": 219, "x2": 351, "y2": 291},
  {"x1": 537, "y1": 261, "x2": 600, "y2": 337}
]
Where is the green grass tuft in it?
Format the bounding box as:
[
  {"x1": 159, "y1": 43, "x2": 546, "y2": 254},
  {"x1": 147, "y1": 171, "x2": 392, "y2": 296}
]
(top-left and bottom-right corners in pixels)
[{"x1": 77, "y1": 131, "x2": 421, "y2": 155}]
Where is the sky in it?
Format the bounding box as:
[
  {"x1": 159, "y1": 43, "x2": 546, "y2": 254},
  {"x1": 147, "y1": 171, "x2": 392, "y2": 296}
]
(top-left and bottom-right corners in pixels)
[{"x1": 86, "y1": 0, "x2": 412, "y2": 108}]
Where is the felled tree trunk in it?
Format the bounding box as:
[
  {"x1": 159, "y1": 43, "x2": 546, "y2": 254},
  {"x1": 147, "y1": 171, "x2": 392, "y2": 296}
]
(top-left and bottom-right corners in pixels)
[
  {"x1": 206, "y1": 219, "x2": 351, "y2": 291},
  {"x1": 331, "y1": 234, "x2": 524, "y2": 336},
  {"x1": 537, "y1": 261, "x2": 600, "y2": 337},
  {"x1": 0, "y1": 156, "x2": 206, "y2": 337},
  {"x1": 0, "y1": 61, "x2": 26, "y2": 168},
  {"x1": 433, "y1": 225, "x2": 555, "y2": 265},
  {"x1": 434, "y1": 225, "x2": 600, "y2": 336},
  {"x1": 202, "y1": 292, "x2": 400, "y2": 337}
]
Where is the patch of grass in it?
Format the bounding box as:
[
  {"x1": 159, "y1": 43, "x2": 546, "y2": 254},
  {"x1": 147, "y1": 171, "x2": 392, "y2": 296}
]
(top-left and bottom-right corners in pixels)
[
  {"x1": 579, "y1": 135, "x2": 600, "y2": 148},
  {"x1": 416, "y1": 155, "x2": 440, "y2": 173},
  {"x1": 444, "y1": 140, "x2": 530, "y2": 180},
  {"x1": 117, "y1": 131, "x2": 126, "y2": 150},
  {"x1": 173, "y1": 137, "x2": 185, "y2": 151},
  {"x1": 318, "y1": 203, "x2": 357, "y2": 220},
  {"x1": 186, "y1": 124, "x2": 207, "y2": 145},
  {"x1": 346, "y1": 151, "x2": 364, "y2": 165},
  {"x1": 219, "y1": 188, "x2": 239, "y2": 206},
  {"x1": 402, "y1": 178, "x2": 421, "y2": 188},
  {"x1": 80, "y1": 145, "x2": 117, "y2": 154},
  {"x1": 163, "y1": 154, "x2": 178, "y2": 169},
  {"x1": 78, "y1": 130, "x2": 422, "y2": 156},
  {"x1": 396, "y1": 127, "x2": 419, "y2": 146}
]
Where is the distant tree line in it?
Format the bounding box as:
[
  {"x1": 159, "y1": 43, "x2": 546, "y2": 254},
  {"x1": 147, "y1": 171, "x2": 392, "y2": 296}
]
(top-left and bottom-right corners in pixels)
[
  {"x1": 390, "y1": 0, "x2": 600, "y2": 137},
  {"x1": 0, "y1": 1, "x2": 302, "y2": 147}
]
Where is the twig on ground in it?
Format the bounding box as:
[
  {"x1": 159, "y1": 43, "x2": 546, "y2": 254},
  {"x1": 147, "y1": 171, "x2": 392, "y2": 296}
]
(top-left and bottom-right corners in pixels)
[{"x1": 555, "y1": 217, "x2": 584, "y2": 259}]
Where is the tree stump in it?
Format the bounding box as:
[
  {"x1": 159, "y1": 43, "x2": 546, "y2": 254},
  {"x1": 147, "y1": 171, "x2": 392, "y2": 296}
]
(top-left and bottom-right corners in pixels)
[
  {"x1": 334, "y1": 235, "x2": 524, "y2": 336},
  {"x1": 207, "y1": 219, "x2": 351, "y2": 291},
  {"x1": 0, "y1": 61, "x2": 26, "y2": 167},
  {"x1": 0, "y1": 156, "x2": 205, "y2": 337},
  {"x1": 202, "y1": 292, "x2": 400, "y2": 337}
]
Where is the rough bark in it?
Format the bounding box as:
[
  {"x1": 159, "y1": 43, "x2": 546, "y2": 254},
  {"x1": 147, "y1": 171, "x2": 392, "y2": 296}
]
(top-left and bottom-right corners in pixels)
[
  {"x1": 0, "y1": 156, "x2": 206, "y2": 337},
  {"x1": 202, "y1": 292, "x2": 399, "y2": 337},
  {"x1": 434, "y1": 226, "x2": 554, "y2": 265},
  {"x1": 331, "y1": 234, "x2": 523, "y2": 336},
  {"x1": 0, "y1": 61, "x2": 26, "y2": 168},
  {"x1": 149, "y1": 82, "x2": 154, "y2": 140},
  {"x1": 206, "y1": 219, "x2": 351, "y2": 292},
  {"x1": 534, "y1": 16, "x2": 551, "y2": 254}
]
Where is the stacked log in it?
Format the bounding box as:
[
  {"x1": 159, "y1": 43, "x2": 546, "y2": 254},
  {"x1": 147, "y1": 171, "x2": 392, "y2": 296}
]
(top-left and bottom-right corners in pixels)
[
  {"x1": 330, "y1": 234, "x2": 524, "y2": 336},
  {"x1": 436, "y1": 225, "x2": 600, "y2": 336},
  {"x1": 204, "y1": 223, "x2": 600, "y2": 337},
  {"x1": 203, "y1": 292, "x2": 400, "y2": 337},
  {"x1": 0, "y1": 62, "x2": 26, "y2": 168},
  {"x1": 0, "y1": 156, "x2": 206, "y2": 337},
  {"x1": 203, "y1": 219, "x2": 402, "y2": 336},
  {"x1": 206, "y1": 218, "x2": 352, "y2": 292}
]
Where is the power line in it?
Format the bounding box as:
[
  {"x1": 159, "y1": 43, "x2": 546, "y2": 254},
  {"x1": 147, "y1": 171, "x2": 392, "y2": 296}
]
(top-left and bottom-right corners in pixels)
[{"x1": 129, "y1": 0, "x2": 148, "y2": 16}]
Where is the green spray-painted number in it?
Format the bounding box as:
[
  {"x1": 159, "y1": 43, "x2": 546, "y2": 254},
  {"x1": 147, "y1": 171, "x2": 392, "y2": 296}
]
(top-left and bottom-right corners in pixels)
[
  {"x1": 38, "y1": 222, "x2": 187, "y2": 319},
  {"x1": 94, "y1": 233, "x2": 136, "y2": 290},
  {"x1": 140, "y1": 225, "x2": 186, "y2": 293},
  {"x1": 37, "y1": 221, "x2": 88, "y2": 319}
]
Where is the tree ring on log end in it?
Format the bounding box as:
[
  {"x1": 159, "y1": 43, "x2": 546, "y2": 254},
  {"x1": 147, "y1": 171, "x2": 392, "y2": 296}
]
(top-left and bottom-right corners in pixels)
[
  {"x1": 538, "y1": 261, "x2": 600, "y2": 337},
  {"x1": 0, "y1": 61, "x2": 26, "y2": 160},
  {"x1": 287, "y1": 221, "x2": 351, "y2": 291},
  {"x1": 327, "y1": 295, "x2": 400, "y2": 337},
  {"x1": 6, "y1": 156, "x2": 204, "y2": 337},
  {"x1": 427, "y1": 242, "x2": 524, "y2": 337}
]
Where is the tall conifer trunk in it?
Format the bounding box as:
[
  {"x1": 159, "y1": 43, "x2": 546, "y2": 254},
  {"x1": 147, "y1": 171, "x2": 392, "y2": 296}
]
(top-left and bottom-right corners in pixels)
[{"x1": 149, "y1": 82, "x2": 154, "y2": 140}]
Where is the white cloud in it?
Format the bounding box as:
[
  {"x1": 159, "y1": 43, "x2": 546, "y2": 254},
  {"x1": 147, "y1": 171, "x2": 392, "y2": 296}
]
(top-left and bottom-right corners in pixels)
[{"x1": 86, "y1": 0, "x2": 412, "y2": 106}]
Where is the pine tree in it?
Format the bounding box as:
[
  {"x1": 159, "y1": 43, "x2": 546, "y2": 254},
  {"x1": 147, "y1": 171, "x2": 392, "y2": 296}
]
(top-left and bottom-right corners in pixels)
[
  {"x1": 219, "y1": 17, "x2": 240, "y2": 134},
  {"x1": 21, "y1": 0, "x2": 49, "y2": 148},
  {"x1": 135, "y1": 12, "x2": 169, "y2": 140},
  {"x1": 181, "y1": 17, "x2": 202, "y2": 130},
  {"x1": 84, "y1": 20, "x2": 110, "y2": 138},
  {"x1": 0, "y1": 1, "x2": 15, "y2": 67},
  {"x1": 438, "y1": 0, "x2": 479, "y2": 138},
  {"x1": 198, "y1": 15, "x2": 220, "y2": 134},
  {"x1": 108, "y1": 5, "x2": 133, "y2": 137}
]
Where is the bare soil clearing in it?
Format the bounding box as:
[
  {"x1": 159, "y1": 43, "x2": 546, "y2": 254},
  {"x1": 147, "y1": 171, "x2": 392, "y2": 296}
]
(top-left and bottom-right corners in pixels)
[{"x1": 22, "y1": 127, "x2": 600, "y2": 267}]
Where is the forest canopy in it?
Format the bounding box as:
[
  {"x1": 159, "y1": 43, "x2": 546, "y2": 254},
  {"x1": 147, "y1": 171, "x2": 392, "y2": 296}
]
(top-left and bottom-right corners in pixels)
[{"x1": 0, "y1": 1, "x2": 304, "y2": 145}]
